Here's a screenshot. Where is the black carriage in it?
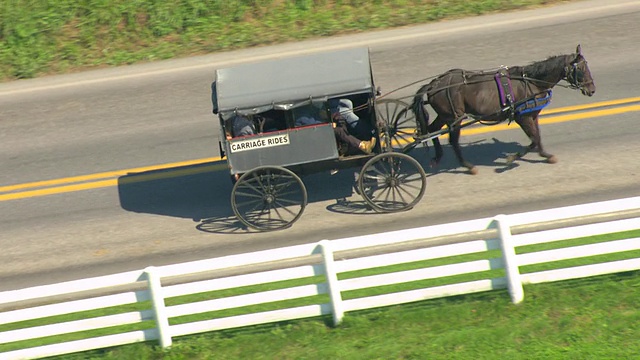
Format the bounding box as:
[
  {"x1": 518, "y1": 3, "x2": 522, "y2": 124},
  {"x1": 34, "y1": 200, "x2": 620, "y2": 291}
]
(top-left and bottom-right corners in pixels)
[{"x1": 212, "y1": 47, "x2": 427, "y2": 231}]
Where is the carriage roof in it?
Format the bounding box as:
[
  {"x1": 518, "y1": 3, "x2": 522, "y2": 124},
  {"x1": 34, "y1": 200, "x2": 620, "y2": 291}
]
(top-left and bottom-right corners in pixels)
[{"x1": 213, "y1": 47, "x2": 375, "y2": 117}]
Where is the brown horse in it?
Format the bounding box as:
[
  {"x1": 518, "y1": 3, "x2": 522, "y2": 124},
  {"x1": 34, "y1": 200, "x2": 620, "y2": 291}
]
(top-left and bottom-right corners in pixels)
[{"x1": 412, "y1": 45, "x2": 596, "y2": 174}]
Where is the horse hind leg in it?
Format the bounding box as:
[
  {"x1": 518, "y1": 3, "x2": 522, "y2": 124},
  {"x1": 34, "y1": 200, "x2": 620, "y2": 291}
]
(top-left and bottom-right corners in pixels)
[
  {"x1": 427, "y1": 116, "x2": 445, "y2": 167},
  {"x1": 448, "y1": 122, "x2": 478, "y2": 175}
]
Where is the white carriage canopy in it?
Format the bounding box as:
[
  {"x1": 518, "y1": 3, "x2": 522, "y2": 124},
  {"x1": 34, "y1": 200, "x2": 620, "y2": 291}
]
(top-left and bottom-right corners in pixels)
[{"x1": 212, "y1": 47, "x2": 375, "y2": 118}]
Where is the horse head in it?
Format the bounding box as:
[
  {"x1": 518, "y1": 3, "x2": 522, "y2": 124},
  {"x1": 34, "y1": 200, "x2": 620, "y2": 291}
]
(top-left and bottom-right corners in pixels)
[{"x1": 565, "y1": 44, "x2": 595, "y2": 97}]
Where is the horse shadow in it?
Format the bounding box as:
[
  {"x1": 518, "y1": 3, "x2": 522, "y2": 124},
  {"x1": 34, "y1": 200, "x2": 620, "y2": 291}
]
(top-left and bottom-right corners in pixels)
[
  {"x1": 117, "y1": 160, "x2": 358, "y2": 234},
  {"x1": 411, "y1": 137, "x2": 548, "y2": 176}
]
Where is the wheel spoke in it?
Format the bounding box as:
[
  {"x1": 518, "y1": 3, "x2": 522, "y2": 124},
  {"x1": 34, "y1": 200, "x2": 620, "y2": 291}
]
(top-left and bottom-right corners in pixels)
[
  {"x1": 396, "y1": 183, "x2": 419, "y2": 200},
  {"x1": 397, "y1": 171, "x2": 422, "y2": 182},
  {"x1": 378, "y1": 185, "x2": 394, "y2": 203},
  {"x1": 233, "y1": 190, "x2": 264, "y2": 200},
  {"x1": 274, "y1": 197, "x2": 303, "y2": 206},
  {"x1": 272, "y1": 201, "x2": 298, "y2": 217},
  {"x1": 275, "y1": 188, "x2": 303, "y2": 198},
  {"x1": 253, "y1": 172, "x2": 267, "y2": 190},
  {"x1": 273, "y1": 180, "x2": 297, "y2": 193},
  {"x1": 397, "y1": 180, "x2": 422, "y2": 191},
  {"x1": 238, "y1": 180, "x2": 264, "y2": 195},
  {"x1": 234, "y1": 198, "x2": 264, "y2": 209}
]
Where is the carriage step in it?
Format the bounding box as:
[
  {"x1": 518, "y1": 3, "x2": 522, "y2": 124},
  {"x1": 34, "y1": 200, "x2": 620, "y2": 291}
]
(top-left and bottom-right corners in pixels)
[{"x1": 338, "y1": 153, "x2": 373, "y2": 159}]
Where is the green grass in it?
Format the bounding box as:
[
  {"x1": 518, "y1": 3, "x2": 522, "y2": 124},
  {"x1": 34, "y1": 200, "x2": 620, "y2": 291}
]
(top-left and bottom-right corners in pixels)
[
  {"x1": 0, "y1": 0, "x2": 575, "y2": 82},
  {"x1": 0, "y1": 229, "x2": 638, "y2": 359},
  {"x1": 52, "y1": 271, "x2": 640, "y2": 359}
]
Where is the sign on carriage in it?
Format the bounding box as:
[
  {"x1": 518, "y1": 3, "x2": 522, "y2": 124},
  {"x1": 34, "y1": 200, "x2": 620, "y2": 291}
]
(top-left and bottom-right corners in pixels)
[{"x1": 230, "y1": 133, "x2": 290, "y2": 153}]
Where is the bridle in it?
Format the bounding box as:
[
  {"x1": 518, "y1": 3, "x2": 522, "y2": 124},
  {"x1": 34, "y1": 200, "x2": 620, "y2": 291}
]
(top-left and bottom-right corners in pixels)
[{"x1": 564, "y1": 58, "x2": 593, "y2": 91}]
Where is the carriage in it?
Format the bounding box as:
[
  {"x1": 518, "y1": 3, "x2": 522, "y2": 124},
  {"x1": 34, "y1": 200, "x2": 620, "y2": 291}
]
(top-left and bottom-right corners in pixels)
[
  {"x1": 212, "y1": 47, "x2": 427, "y2": 231},
  {"x1": 212, "y1": 45, "x2": 595, "y2": 231}
]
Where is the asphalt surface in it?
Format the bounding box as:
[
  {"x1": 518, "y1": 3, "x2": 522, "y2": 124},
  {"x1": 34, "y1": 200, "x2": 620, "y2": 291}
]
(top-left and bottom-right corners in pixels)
[{"x1": 0, "y1": 0, "x2": 639, "y2": 291}]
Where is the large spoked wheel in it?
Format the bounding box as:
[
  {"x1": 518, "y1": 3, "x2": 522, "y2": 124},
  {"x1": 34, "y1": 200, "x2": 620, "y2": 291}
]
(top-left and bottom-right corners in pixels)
[
  {"x1": 375, "y1": 99, "x2": 421, "y2": 152},
  {"x1": 357, "y1": 152, "x2": 426, "y2": 213},
  {"x1": 231, "y1": 166, "x2": 307, "y2": 231}
]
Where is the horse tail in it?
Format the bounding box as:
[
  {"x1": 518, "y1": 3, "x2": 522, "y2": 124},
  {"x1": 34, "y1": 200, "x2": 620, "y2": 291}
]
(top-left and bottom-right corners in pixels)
[{"x1": 411, "y1": 84, "x2": 430, "y2": 134}]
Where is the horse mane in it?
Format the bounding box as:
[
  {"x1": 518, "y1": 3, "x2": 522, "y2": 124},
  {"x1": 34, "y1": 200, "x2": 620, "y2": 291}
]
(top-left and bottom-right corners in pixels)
[{"x1": 522, "y1": 54, "x2": 572, "y2": 79}]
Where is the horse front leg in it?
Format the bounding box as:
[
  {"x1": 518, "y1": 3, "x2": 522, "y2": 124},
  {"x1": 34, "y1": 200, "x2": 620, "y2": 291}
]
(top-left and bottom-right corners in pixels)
[
  {"x1": 507, "y1": 114, "x2": 556, "y2": 164},
  {"x1": 532, "y1": 114, "x2": 557, "y2": 163}
]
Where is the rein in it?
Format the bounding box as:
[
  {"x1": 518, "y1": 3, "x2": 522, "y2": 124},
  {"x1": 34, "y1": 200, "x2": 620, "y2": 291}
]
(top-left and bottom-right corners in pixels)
[{"x1": 373, "y1": 57, "x2": 591, "y2": 111}]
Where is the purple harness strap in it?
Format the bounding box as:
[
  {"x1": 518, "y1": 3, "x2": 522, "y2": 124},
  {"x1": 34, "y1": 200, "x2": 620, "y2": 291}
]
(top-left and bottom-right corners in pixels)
[{"x1": 495, "y1": 70, "x2": 515, "y2": 107}]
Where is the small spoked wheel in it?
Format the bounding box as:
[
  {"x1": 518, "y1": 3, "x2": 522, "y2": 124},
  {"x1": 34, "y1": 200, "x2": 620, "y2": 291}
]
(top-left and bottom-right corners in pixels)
[
  {"x1": 231, "y1": 166, "x2": 307, "y2": 231},
  {"x1": 375, "y1": 99, "x2": 421, "y2": 152},
  {"x1": 357, "y1": 152, "x2": 426, "y2": 213}
]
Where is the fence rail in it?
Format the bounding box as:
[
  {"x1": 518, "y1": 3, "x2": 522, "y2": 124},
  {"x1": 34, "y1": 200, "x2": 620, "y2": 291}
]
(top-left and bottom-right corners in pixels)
[{"x1": 1, "y1": 196, "x2": 639, "y2": 359}]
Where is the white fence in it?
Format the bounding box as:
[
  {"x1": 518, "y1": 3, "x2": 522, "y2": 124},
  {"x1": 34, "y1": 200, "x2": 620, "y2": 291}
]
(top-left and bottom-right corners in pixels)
[{"x1": 1, "y1": 196, "x2": 639, "y2": 359}]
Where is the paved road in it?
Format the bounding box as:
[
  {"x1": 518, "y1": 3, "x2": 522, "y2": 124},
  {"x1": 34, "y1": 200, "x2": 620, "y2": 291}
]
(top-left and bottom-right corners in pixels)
[{"x1": 1, "y1": 0, "x2": 639, "y2": 291}]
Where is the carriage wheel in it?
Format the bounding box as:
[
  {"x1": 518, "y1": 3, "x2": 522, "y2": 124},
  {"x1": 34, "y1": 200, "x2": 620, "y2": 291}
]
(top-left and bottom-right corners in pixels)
[
  {"x1": 357, "y1": 152, "x2": 426, "y2": 213},
  {"x1": 231, "y1": 166, "x2": 307, "y2": 231},
  {"x1": 375, "y1": 99, "x2": 421, "y2": 152}
]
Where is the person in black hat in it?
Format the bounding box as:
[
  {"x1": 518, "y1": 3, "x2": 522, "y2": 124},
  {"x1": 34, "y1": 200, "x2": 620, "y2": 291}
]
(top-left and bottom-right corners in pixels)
[{"x1": 329, "y1": 98, "x2": 375, "y2": 142}]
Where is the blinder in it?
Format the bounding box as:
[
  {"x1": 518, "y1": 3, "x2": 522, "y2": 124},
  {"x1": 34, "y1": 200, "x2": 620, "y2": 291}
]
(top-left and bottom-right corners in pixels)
[{"x1": 564, "y1": 59, "x2": 591, "y2": 90}]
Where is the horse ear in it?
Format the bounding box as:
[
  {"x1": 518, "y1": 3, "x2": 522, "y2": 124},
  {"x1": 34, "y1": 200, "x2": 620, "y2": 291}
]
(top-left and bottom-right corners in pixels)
[{"x1": 576, "y1": 44, "x2": 582, "y2": 55}]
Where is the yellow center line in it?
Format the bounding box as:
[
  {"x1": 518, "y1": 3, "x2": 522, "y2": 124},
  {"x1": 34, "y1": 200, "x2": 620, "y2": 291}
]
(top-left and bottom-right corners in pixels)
[
  {"x1": 0, "y1": 157, "x2": 222, "y2": 193},
  {"x1": 2, "y1": 99, "x2": 640, "y2": 202},
  {"x1": 0, "y1": 164, "x2": 229, "y2": 201},
  {"x1": 459, "y1": 104, "x2": 640, "y2": 137},
  {"x1": 0, "y1": 179, "x2": 118, "y2": 201},
  {"x1": 540, "y1": 96, "x2": 640, "y2": 115}
]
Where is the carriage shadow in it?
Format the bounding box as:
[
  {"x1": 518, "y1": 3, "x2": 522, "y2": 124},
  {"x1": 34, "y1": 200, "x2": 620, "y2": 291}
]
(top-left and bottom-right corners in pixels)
[
  {"x1": 197, "y1": 169, "x2": 360, "y2": 234},
  {"x1": 117, "y1": 160, "x2": 234, "y2": 222},
  {"x1": 117, "y1": 160, "x2": 356, "y2": 234},
  {"x1": 117, "y1": 138, "x2": 534, "y2": 232}
]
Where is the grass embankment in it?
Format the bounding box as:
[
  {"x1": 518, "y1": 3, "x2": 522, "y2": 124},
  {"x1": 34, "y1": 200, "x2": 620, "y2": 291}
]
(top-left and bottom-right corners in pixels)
[
  {"x1": 0, "y1": 0, "x2": 572, "y2": 83},
  {"x1": 58, "y1": 273, "x2": 640, "y2": 359},
  {"x1": 1, "y1": 230, "x2": 638, "y2": 359}
]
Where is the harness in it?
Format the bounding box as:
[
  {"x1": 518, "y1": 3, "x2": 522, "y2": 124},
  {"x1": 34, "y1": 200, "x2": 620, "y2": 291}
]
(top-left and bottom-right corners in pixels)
[
  {"x1": 513, "y1": 89, "x2": 552, "y2": 115},
  {"x1": 493, "y1": 68, "x2": 552, "y2": 123},
  {"x1": 495, "y1": 68, "x2": 515, "y2": 109},
  {"x1": 494, "y1": 67, "x2": 517, "y2": 120}
]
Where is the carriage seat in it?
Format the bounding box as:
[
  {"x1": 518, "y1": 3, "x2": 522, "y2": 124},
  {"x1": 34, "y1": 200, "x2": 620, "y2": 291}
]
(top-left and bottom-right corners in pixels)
[{"x1": 227, "y1": 111, "x2": 289, "y2": 139}]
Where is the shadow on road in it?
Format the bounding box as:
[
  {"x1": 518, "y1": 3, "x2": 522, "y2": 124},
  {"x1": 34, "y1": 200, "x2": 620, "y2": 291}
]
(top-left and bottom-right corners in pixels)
[
  {"x1": 117, "y1": 160, "x2": 357, "y2": 234},
  {"x1": 117, "y1": 137, "x2": 528, "y2": 233},
  {"x1": 413, "y1": 137, "x2": 538, "y2": 175}
]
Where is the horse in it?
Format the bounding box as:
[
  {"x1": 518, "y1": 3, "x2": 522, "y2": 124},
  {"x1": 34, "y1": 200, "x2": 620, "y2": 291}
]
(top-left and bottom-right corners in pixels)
[{"x1": 411, "y1": 45, "x2": 596, "y2": 174}]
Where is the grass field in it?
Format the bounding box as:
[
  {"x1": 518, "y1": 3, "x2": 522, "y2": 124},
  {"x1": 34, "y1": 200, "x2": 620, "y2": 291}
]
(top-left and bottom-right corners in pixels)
[{"x1": 0, "y1": 0, "x2": 574, "y2": 82}]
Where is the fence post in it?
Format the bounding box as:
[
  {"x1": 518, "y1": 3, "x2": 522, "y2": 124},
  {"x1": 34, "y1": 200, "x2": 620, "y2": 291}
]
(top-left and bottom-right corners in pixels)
[
  {"x1": 494, "y1": 215, "x2": 524, "y2": 304},
  {"x1": 145, "y1": 266, "x2": 172, "y2": 348},
  {"x1": 319, "y1": 240, "x2": 344, "y2": 326}
]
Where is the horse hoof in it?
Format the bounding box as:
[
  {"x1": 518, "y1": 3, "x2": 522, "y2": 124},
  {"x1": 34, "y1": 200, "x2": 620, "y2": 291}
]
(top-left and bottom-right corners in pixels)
[
  {"x1": 469, "y1": 167, "x2": 479, "y2": 175},
  {"x1": 505, "y1": 155, "x2": 516, "y2": 165},
  {"x1": 547, "y1": 156, "x2": 558, "y2": 164}
]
